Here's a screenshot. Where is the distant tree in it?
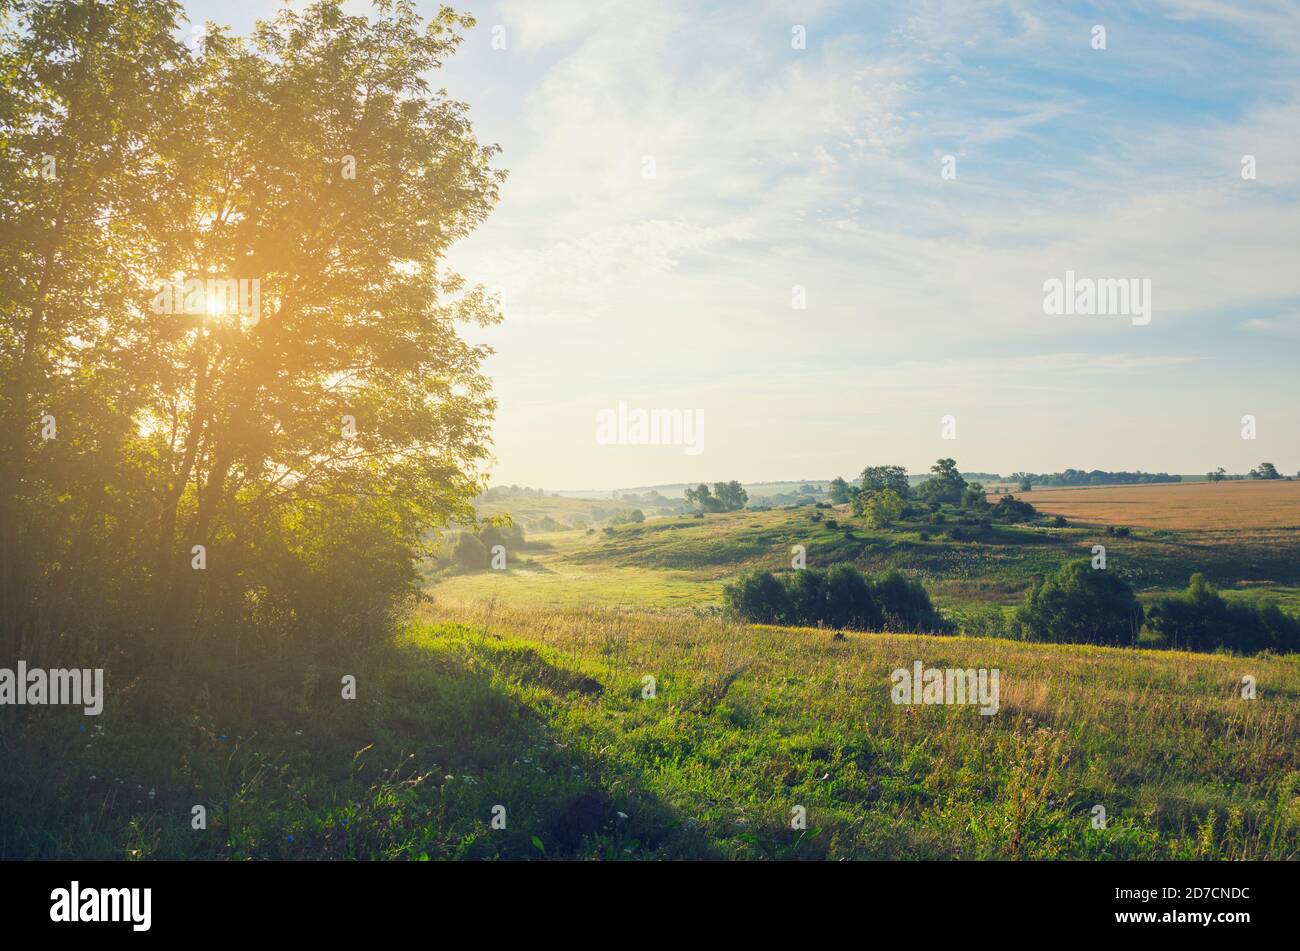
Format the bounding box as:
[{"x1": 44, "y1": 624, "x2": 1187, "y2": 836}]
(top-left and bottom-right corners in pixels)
[
  {"x1": 961, "y1": 482, "x2": 991, "y2": 510},
  {"x1": 724, "y1": 565, "x2": 945, "y2": 632},
  {"x1": 915, "y1": 458, "x2": 967, "y2": 505},
  {"x1": 990, "y1": 494, "x2": 1036, "y2": 522},
  {"x1": 713, "y1": 480, "x2": 749, "y2": 511},
  {"x1": 828, "y1": 477, "x2": 851, "y2": 504},
  {"x1": 685, "y1": 483, "x2": 722, "y2": 512},
  {"x1": 452, "y1": 533, "x2": 488, "y2": 572},
  {"x1": 1255, "y1": 462, "x2": 1281, "y2": 480},
  {"x1": 1018, "y1": 476, "x2": 1032, "y2": 492},
  {"x1": 863, "y1": 489, "x2": 905, "y2": 528},
  {"x1": 859, "y1": 465, "x2": 912, "y2": 500}
]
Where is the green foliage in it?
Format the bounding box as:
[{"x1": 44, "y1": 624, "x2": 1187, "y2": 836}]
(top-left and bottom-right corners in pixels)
[
  {"x1": 1147, "y1": 574, "x2": 1300, "y2": 654},
  {"x1": 1014, "y1": 561, "x2": 1144, "y2": 646},
  {"x1": 723, "y1": 565, "x2": 947, "y2": 633},
  {"x1": 452, "y1": 533, "x2": 489, "y2": 572},
  {"x1": 721, "y1": 569, "x2": 792, "y2": 624},
  {"x1": 915, "y1": 458, "x2": 966, "y2": 505},
  {"x1": 863, "y1": 488, "x2": 905, "y2": 527},
  {"x1": 0, "y1": 0, "x2": 502, "y2": 662},
  {"x1": 990, "y1": 494, "x2": 1036, "y2": 522},
  {"x1": 856, "y1": 465, "x2": 911, "y2": 509},
  {"x1": 828, "y1": 476, "x2": 850, "y2": 504}
]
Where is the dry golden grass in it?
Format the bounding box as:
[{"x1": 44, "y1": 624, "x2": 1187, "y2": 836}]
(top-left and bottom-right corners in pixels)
[{"x1": 1008, "y1": 480, "x2": 1300, "y2": 530}]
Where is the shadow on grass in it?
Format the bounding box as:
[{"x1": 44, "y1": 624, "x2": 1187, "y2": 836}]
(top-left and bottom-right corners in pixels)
[{"x1": 0, "y1": 633, "x2": 715, "y2": 860}]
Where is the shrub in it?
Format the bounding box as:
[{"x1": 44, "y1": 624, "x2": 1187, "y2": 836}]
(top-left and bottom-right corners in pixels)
[
  {"x1": 451, "y1": 533, "x2": 489, "y2": 572},
  {"x1": 863, "y1": 488, "x2": 905, "y2": 528},
  {"x1": 1013, "y1": 561, "x2": 1143, "y2": 646},
  {"x1": 869, "y1": 568, "x2": 946, "y2": 632},
  {"x1": 722, "y1": 569, "x2": 792, "y2": 624},
  {"x1": 724, "y1": 565, "x2": 946, "y2": 633},
  {"x1": 1052, "y1": 515, "x2": 1068, "y2": 528},
  {"x1": 1106, "y1": 525, "x2": 1132, "y2": 538},
  {"x1": 990, "y1": 494, "x2": 1036, "y2": 522},
  {"x1": 1146, "y1": 574, "x2": 1300, "y2": 654}
]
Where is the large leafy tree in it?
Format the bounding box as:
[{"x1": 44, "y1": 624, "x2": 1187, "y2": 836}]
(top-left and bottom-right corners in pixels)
[{"x1": 0, "y1": 0, "x2": 504, "y2": 660}]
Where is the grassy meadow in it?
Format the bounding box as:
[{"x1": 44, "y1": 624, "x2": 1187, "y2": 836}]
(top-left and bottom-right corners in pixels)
[
  {"x1": 8, "y1": 481, "x2": 1298, "y2": 860},
  {"x1": 6, "y1": 602, "x2": 1296, "y2": 860}
]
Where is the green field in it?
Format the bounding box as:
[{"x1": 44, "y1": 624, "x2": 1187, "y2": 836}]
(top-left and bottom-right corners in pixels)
[
  {"x1": 433, "y1": 502, "x2": 1300, "y2": 618},
  {"x1": 8, "y1": 604, "x2": 1296, "y2": 859},
  {"x1": 9, "y1": 491, "x2": 1300, "y2": 860}
]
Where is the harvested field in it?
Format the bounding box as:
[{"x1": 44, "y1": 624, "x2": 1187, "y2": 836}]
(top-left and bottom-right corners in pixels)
[{"x1": 1008, "y1": 480, "x2": 1300, "y2": 530}]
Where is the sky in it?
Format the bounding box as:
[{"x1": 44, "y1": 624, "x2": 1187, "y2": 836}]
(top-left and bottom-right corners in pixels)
[{"x1": 185, "y1": 0, "x2": 1300, "y2": 491}]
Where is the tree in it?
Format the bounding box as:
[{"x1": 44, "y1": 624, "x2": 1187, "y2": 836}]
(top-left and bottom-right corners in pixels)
[
  {"x1": 724, "y1": 565, "x2": 946, "y2": 633},
  {"x1": 858, "y1": 465, "x2": 911, "y2": 499},
  {"x1": 990, "y1": 494, "x2": 1036, "y2": 522},
  {"x1": 1147, "y1": 573, "x2": 1300, "y2": 654},
  {"x1": 452, "y1": 533, "x2": 488, "y2": 572},
  {"x1": 722, "y1": 569, "x2": 791, "y2": 624},
  {"x1": 1255, "y1": 462, "x2": 1280, "y2": 480},
  {"x1": 1018, "y1": 476, "x2": 1033, "y2": 492},
  {"x1": 713, "y1": 480, "x2": 748, "y2": 511},
  {"x1": 684, "y1": 483, "x2": 720, "y2": 512},
  {"x1": 0, "y1": 1, "x2": 504, "y2": 659},
  {"x1": 961, "y1": 482, "x2": 991, "y2": 510},
  {"x1": 1014, "y1": 561, "x2": 1143, "y2": 646},
  {"x1": 863, "y1": 488, "x2": 905, "y2": 527},
  {"x1": 915, "y1": 458, "x2": 966, "y2": 505},
  {"x1": 828, "y1": 476, "x2": 850, "y2": 504}
]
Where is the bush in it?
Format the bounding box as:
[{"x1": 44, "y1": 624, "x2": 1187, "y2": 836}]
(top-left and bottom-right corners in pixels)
[
  {"x1": 990, "y1": 494, "x2": 1036, "y2": 522},
  {"x1": 724, "y1": 565, "x2": 946, "y2": 633},
  {"x1": 1146, "y1": 574, "x2": 1300, "y2": 654},
  {"x1": 722, "y1": 569, "x2": 792, "y2": 624},
  {"x1": 451, "y1": 533, "x2": 489, "y2": 572},
  {"x1": 1106, "y1": 525, "x2": 1132, "y2": 538},
  {"x1": 869, "y1": 568, "x2": 947, "y2": 632},
  {"x1": 1052, "y1": 515, "x2": 1068, "y2": 528},
  {"x1": 863, "y1": 488, "x2": 905, "y2": 528},
  {"x1": 1013, "y1": 561, "x2": 1143, "y2": 646}
]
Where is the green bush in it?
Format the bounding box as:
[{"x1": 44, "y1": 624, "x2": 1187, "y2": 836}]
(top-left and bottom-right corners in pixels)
[
  {"x1": 1013, "y1": 561, "x2": 1143, "y2": 646},
  {"x1": 1146, "y1": 574, "x2": 1300, "y2": 654},
  {"x1": 722, "y1": 569, "x2": 793, "y2": 624},
  {"x1": 723, "y1": 565, "x2": 946, "y2": 633},
  {"x1": 452, "y1": 533, "x2": 489, "y2": 572}
]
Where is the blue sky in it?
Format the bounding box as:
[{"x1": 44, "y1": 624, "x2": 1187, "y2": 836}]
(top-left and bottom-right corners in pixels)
[{"x1": 184, "y1": 0, "x2": 1300, "y2": 489}]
